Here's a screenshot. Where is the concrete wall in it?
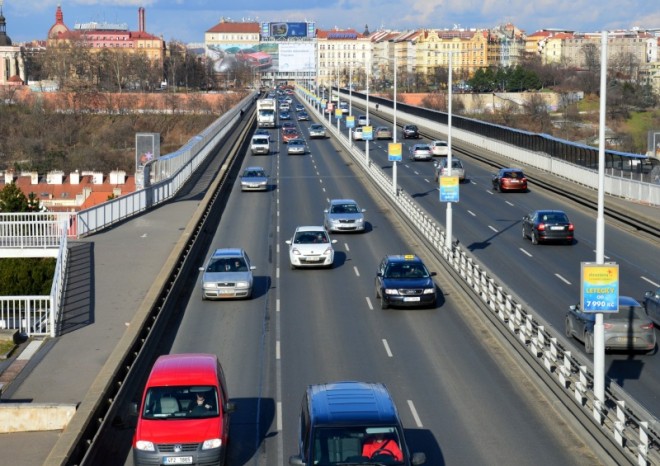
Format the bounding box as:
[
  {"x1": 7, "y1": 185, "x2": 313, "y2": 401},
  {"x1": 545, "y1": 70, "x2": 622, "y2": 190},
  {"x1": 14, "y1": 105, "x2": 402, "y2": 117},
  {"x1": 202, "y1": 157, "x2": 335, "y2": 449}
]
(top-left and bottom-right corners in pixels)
[{"x1": 0, "y1": 404, "x2": 77, "y2": 433}]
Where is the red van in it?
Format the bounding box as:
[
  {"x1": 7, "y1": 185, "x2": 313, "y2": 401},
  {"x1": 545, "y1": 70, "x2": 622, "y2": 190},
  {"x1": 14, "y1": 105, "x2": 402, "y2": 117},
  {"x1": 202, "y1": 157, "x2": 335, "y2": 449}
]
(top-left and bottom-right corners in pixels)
[{"x1": 133, "y1": 353, "x2": 233, "y2": 466}]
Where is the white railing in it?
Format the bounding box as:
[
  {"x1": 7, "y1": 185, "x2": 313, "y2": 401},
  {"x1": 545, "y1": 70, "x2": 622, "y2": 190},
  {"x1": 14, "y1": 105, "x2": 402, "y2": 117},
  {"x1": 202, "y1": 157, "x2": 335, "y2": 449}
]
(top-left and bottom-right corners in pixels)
[
  {"x1": 306, "y1": 91, "x2": 660, "y2": 464},
  {"x1": 0, "y1": 212, "x2": 74, "y2": 257}
]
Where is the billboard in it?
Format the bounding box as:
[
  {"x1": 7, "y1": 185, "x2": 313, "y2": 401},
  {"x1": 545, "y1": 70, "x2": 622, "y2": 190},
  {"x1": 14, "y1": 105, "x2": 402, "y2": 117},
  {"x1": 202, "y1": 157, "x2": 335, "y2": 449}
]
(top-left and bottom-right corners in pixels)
[
  {"x1": 207, "y1": 42, "x2": 315, "y2": 73},
  {"x1": 262, "y1": 22, "x2": 315, "y2": 39}
]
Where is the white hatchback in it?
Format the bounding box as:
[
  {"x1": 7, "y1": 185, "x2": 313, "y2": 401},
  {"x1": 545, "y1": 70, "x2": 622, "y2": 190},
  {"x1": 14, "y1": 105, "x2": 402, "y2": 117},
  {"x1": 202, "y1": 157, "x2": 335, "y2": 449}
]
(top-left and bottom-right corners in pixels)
[
  {"x1": 430, "y1": 140, "x2": 448, "y2": 156},
  {"x1": 285, "y1": 226, "x2": 337, "y2": 269}
]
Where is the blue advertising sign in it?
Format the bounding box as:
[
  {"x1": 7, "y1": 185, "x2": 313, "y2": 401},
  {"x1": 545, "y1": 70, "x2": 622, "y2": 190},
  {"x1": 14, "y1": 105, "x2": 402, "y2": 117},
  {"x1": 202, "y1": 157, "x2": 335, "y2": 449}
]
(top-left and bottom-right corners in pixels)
[
  {"x1": 439, "y1": 176, "x2": 459, "y2": 202},
  {"x1": 346, "y1": 116, "x2": 355, "y2": 128},
  {"x1": 363, "y1": 126, "x2": 373, "y2": 141},
  {"x1": 268, "y1": 22, "x2": 310, "y2": 38},
  {"x1": 580, "y1": 262, "x2": 619, "y2": 313},
  {"x1": 388, "y1": 143, "x2": 402, "y2": 162}
]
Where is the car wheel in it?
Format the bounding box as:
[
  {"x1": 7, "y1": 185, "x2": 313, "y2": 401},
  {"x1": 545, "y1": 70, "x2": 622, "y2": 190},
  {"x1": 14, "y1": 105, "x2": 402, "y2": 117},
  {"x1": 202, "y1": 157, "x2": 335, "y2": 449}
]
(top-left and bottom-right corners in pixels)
[
  {"x1": 531, "y1": 231, "x2": 539, "y2": 245},
  {"x1": 564, "y1": 318, "x2": 573, "y2": 338},
  {"x1": 585, "y1": 332, "x2": 594, "y2": 354}
]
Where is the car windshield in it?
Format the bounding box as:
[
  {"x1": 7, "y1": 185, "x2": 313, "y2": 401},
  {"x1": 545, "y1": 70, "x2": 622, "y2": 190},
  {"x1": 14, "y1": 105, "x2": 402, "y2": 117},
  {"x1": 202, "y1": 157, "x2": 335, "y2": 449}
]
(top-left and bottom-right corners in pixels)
[
  {"x1": 311, "y1": 426, "x2": 404, "y2": 465},
  {"x1": 416, "y1": 146, "x2": 431, "y2": 151},
  {"x1": 384, "y1": 262, "x2": 429, "y2": 279},
  {"x1": 141, "y1": 386, "x2": 219, "y2": 420},
  {"x1": 207, "y1": 257, "x2": 248, "y2": 273},
  {"x1": 294, "y1": 231, "x2": 328, "y2": 244},
  {"x1": 331, "y1": 203, "x2": 359, "y2": 214},
  {"x1": 244, "y1": 170, "x2": 265, "y2": 178},
  {"x1": 504, "y1": 171, "x2": 523, "y2": 178}
]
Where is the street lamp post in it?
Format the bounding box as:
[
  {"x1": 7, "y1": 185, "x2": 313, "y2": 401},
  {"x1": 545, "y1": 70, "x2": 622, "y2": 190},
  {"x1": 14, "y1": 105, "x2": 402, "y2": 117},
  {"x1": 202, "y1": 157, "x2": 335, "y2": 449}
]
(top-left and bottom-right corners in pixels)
[
  {"x1": 372, "y1": 50, "x2": 399, "y2": 194},
  {"x1": 445, "y1": 50, "x2": 454, "y2": 250}
]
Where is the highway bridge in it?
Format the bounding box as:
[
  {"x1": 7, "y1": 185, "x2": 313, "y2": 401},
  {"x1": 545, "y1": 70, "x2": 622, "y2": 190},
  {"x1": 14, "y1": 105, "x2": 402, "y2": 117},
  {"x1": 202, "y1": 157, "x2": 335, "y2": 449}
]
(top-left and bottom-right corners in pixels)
[{"x1": 0, "y1": 88, "x2": 658, "y2": 465}]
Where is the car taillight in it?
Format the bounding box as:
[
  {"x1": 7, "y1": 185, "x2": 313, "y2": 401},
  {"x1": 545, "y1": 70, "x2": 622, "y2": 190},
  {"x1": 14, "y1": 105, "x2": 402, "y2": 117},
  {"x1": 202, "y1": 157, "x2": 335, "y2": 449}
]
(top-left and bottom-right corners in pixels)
[
  {"x1": 641, "y1": 322, "x2": 654, "y2": 330},
  {"x1": 537, "y1": 223, "x2": 546, "y2": 231},
  {"x1": 603, "y1": 323, "x2": 613, "y2": 329},
  {"x1": 568, "y1": 224, "x2": 574, "y2": 231}
]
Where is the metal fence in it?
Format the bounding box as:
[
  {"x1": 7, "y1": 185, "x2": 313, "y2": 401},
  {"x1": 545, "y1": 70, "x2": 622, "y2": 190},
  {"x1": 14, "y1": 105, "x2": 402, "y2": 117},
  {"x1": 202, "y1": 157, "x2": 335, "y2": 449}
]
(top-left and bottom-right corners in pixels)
[{"x1": 308, "y1": 91, "x2": 660, "y2": 464}]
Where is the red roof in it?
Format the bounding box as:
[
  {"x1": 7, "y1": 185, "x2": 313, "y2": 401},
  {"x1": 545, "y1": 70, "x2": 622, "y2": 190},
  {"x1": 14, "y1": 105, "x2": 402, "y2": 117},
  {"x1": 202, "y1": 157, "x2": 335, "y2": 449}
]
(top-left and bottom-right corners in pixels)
[{"x1": 206, "y1": 21, "x2": 260, "y2": 34}]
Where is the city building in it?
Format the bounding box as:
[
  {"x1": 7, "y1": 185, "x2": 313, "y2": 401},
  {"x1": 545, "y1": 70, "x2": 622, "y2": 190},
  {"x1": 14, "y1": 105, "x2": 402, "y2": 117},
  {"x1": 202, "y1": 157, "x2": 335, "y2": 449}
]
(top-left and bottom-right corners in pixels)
[
  {"x1": 0, "y1": 5, "x2": 26, "y2": 85},
  {"x1": 316, "y1": 27, "x2": 371, "y2": 89},
  {"x1": 47, "y1": 6, "x2": 165, "y2": 64}
]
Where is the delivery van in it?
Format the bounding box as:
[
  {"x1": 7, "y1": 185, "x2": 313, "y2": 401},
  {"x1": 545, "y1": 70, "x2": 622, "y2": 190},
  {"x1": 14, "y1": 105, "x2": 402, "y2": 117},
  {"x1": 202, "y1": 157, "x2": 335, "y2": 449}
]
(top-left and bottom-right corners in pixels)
[{"x1": 132, "y1": 353, "x2": 233, "y2": 466}]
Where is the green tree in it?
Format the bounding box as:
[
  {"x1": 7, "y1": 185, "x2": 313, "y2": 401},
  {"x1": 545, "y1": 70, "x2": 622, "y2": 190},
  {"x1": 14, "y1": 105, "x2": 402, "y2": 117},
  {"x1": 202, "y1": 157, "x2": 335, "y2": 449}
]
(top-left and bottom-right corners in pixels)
[{"x1": 0, "y1": 183, "x2": 39, "y2": 212}]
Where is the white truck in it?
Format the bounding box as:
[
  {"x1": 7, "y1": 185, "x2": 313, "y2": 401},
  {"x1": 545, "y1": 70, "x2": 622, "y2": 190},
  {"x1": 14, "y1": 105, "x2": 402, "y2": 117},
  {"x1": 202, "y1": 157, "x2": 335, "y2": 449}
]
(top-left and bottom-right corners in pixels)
[{"x1": 256, "y1": 98, "x2": 277, "y2": 128}]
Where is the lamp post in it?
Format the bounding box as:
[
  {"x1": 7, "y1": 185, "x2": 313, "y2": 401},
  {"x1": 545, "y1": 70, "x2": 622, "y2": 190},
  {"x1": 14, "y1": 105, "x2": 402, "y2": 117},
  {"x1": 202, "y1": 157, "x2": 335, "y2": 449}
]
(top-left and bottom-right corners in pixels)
[
  {"x1": 372, "y1": 50, "x2": 398, "y2": 194},
  {"x1": 445, "y1": 50, "x2": 454, "y2": 249}
]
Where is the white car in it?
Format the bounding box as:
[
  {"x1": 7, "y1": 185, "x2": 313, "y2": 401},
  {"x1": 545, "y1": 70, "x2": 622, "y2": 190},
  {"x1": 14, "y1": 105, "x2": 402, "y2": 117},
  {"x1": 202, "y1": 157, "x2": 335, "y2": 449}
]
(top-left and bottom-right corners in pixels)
[
  {"x1": 352, "y1": 127, "x2": 364, "y2": 141},
  {"x1": 285, "y1": 226, "x2": 337, "y2": 269},
  {"x1": 430, "y1": 140, "x2": 448, "y2": 156},
  {"x1": 357, "y1": 115, "x2": 369, "y2": 126}
]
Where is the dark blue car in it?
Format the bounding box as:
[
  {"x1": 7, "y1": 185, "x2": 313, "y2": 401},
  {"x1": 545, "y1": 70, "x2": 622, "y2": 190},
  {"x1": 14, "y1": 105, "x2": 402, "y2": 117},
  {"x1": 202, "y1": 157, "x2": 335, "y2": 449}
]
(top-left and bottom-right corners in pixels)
[{"x1": 375, "y1": 254, "x2": 437, "y2": 309}]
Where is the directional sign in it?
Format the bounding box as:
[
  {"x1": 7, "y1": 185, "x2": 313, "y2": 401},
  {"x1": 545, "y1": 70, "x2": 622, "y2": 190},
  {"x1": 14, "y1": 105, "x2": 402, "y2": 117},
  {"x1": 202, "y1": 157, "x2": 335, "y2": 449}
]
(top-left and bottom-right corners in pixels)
[
  {"x1": 388, "y1": 143, "x2": 402, "y2": 162},
  {"x1": 580, "y1": 262, "x2": 619, "y2": 313},
  {"x1": 439, "y1": 176, "x2": 459, "y2": 202}
]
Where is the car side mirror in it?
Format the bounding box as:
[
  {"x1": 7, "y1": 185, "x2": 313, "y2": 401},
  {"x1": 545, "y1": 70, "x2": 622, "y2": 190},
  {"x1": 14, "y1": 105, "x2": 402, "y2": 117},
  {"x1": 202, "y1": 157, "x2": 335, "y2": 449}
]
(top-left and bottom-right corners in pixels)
[
  {"x1": 226, "y1": 401, "x2": 236, "y2": 413},
  {"x1": 285, "y1": 240, "x2": 292, "y2": 245},
  {"x1": 199, "y1": 267, "x2": 205, "y2": 272},
  {"x1": 430, "y1": 272, "x2": 437, "y2": 276},
  {"x1": 411, "y1": 452, "x2": 427, "y2": 465},
  {"x1": 323, "y1": 209, "x2": 329, "y2": 213},
  {"x1": 250, "y1": 266, "x2": 257, "y2": 270},
  {"x1": 377, "y1": 272, "x2": 383, "y2": 277},
  {"x1": 331, "y1": 239, "x2": 337, "y2": 244},
  {"x1": 129, "y1": 402, "x2": 138, "y2": 417},
  {"x1": 361, "y1": 209, "x2": 366, "y2": 213}
]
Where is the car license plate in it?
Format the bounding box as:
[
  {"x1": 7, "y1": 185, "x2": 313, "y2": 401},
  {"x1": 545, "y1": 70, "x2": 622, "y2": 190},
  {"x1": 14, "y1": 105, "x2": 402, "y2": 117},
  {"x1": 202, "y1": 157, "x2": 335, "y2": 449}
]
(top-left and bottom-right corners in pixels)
[
  {"x1": 219, "y1": 289, "x2": 233, "y2": 295},
  {"x1": 550, "y1": 226, "x2": 564, "y2": 230},
  {"x1": 403, "y1": 297, "x2": 420, "y2": 302},
  {"x1": 306, "y1": 257, "x2": 320, "y2": 262},
  {"x1": 164, "y1": 457, "x2": 193, "y2": 465}
]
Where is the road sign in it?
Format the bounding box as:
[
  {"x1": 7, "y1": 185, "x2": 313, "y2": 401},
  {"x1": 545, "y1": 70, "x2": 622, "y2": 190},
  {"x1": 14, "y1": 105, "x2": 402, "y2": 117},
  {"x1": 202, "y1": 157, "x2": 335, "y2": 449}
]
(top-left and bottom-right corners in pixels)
[
  {"x1": 439, "y1": 176, "x2": 459, "y2": 202},
  {"x1": 388, "y1": 143, "x2": 402, "y2": 162},
  {"x1": 580, "y1": 262, "x2": 619, "y2": 313}
]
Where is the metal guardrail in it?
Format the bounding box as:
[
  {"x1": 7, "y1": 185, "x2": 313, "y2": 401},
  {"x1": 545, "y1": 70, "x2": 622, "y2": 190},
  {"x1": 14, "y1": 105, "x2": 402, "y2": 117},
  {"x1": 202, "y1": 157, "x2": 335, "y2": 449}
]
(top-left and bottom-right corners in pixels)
[{"x1": 302, "y1": 90, "x2": 660, "y2": 464}]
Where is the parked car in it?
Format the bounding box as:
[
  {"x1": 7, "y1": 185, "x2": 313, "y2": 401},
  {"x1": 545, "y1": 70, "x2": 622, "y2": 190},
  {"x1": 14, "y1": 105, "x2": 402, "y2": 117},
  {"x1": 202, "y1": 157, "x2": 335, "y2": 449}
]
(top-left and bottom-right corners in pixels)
[
  {"x1": 565, "y1": 296, "x2": 656, "y2": 354},
  {"x1": 308, "y1": 124, "x2": 326, "y2": 139},
  {"x1": 408, "y1": 144, "x2": 433, "y2": 161},
  {"x1": 434, "y1": 158, "x2": 466, "y2": 182},
  {"x1": 492, "y1": 168, "x2": 527, "y2": 192},
  {"x1": 375, "y1": 126, "x2": 393, "y2": 140},
  {"x1": 430, "y1": 140, "x2": 448, "y2": 156},
  {"x1": 240, "y1": 166, "x2": 268, "y2": 191},
  {"x1": 402, "y1": 124, "x2": 419, "y2": 139},
  {"x1": 323, "y1": 199, "x2": 366, "y2": 233},
  {"x1": 522, "y1": 209, "x2": 574, "y2": 245},
  {"x1": 285, "y1": 226, "x2": 336, "y2": 269},
  {"x1": 287, "y1": 139, "x2": 307, "y2": 155},
  {"x1": 282, "y1": 128, "x2": 299, "y2": 143},
  {"x1": 375, "y1": 254, "x2": 437, "y2": 309},
  {"x1": 643, "y1": 288, "x2": 660, "y2": 325},
  {"x1": 198, "y1": 248, "x2": 256, "y2": 300},
  {"x1": 352, "y1": 127, "x2": 364, "y2": 141}
]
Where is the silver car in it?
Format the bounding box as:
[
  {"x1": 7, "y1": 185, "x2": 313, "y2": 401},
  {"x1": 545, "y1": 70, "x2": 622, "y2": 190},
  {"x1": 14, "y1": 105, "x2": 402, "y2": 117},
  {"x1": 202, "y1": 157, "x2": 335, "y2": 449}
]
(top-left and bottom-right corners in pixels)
[
  {"x1": 199, "y1": 248, "x2": 256, "y2": 300},
  {"x1": 309, "y1": 124, "x2": 326, "y2": 139},
  {"x1": 565, "y1": 296, "x2": 656, "y2": 353},
  {"x1": 240, "y1": 166, "x2": 268, "y2": 191},
  {"x1": 324, "y1": 199, "x2": 366, "y2": 233},
  {"x1": 434, "y1": 158, "x2": 466, "y2": 181},
  {"x1": 287, "y1": 138, "x2": 307, "y2": 155},
  {"x1": 409, "y1": 144, "x2": 432, "y2": 161},
  {"x1": 285, "y1": 226, "x2": 337, "y2": 269}
]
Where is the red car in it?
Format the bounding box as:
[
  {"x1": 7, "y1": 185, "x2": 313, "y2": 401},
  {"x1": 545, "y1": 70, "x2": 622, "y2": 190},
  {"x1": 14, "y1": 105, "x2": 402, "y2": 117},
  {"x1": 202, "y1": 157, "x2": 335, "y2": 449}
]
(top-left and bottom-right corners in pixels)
[
  {"x1": 492, "y1": 168, "x2": 528, "y2": 192},
  {"x1": 235, "y1": 49, "x2": 272, "y2": 69},
  {"x1": 282, "y1": 128, "x2": 299, "y2": 143}
]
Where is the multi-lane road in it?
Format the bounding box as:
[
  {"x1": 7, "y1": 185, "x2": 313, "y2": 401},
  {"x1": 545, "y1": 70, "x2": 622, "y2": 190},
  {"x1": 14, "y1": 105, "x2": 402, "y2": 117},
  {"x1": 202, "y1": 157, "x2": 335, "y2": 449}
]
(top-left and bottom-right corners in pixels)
[{"x1": 96, "y1": 93, "x2": 625, "y2": 465}]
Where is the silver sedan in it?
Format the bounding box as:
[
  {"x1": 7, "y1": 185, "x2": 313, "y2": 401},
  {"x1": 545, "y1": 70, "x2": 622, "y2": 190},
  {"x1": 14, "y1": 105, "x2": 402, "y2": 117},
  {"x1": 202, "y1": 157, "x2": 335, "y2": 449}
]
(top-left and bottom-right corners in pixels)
[{"x1": 323, "y1": 199, "x2": 366, "y2": 233}]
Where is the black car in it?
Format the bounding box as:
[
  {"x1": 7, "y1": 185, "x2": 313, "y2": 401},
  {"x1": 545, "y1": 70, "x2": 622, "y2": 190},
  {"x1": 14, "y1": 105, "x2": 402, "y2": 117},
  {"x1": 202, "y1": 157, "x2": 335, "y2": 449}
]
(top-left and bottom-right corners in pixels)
[
  {"x1": 375, "y1": 254, "x2": 437, "y2": 309},
  {"x1": 402, "y1": 124, "x2": 419, "y2": 139},
  {"x1": 522, "y1": 209, "x2": 574, "y2": 245}
]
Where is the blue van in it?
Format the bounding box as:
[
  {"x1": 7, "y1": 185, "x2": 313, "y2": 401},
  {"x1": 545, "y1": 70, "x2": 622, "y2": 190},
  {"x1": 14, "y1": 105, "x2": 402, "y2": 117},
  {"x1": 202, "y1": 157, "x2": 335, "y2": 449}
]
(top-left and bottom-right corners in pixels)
[{"x1": 289, "y1": 381, "x2": 426, "y2": 465}]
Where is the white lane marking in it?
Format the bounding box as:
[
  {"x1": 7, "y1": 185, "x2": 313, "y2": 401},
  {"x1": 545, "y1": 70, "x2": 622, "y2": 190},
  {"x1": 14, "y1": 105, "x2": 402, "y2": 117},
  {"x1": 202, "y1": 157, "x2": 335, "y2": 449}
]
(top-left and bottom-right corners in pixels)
[
  {"x1": 505, "y1": 201, "x2": 514, "y2": 206},
  {"x1": 467, "y1": 210, "x2": 476, "y2": 217},
  {"x1": 277, "y1": 298, "x2": 280, "y2": 313},
  {"x1": 276, "y1": 267, "x2": 280, "y2": 279},
  {"x1": 519, "y1": 248, "x2": 532, "y2": 257},
  {"x1": 345, "y1": 243, "x2": 350, "y2": 252},
  {"x1": 276, "y1": 340, "x2": 281, "y2": 360},
  {"x1": 488, "y1": 225, "x2": 498, "y2": 233},
  {"x1": 487, "y1": 190, "x2": 494, "y2": 195},
  {"x1": 424, "y1": 178, "x2": 431, "y2": 183},
  {"x1": 413, "y1": 171, "x2": 420, "y2": 175},
  {"x1": 277, "y1": 401, "x2": 282, "y2": 431},
  {"x1": 641, "y1": 276, "x2": 660, "y2": 287},
  {"x1": 322, "y1": 187, "x2": 326, "y2": 192},
  {"x1": 382, "y1": 339, "x2": 393, "y2": 357},
  {"x1": 592, "y1": 250, "x2": 611, "y2": 260},
  {"x1": 276, "y1": 243, "x2": 280, "y2": 254},
  {"x1": 354, "y1": 266, "x2": 360, "y2": 277},
  {"x1": 366, "y1": 297, "x2": 373, "y2": 310},
  {"x1": 555, "y1": 273, "x2": 572, "y2": 285},
  {"x1": 407, "y1": 400, "x2": 423, "y2": 428}
]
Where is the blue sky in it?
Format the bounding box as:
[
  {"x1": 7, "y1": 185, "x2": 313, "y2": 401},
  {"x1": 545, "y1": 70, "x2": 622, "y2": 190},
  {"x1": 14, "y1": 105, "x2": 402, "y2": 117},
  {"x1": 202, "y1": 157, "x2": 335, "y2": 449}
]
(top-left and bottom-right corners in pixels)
[{"x1": 3, "y1": 0, "x2": 660, "y2": 44}]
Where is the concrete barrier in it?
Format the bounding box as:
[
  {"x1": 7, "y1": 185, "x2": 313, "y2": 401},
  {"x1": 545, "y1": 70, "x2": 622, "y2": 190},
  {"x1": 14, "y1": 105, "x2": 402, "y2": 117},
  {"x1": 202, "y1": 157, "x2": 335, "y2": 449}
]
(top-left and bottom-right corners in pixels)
[{"x1": 0, "y1": 403, "x2": 77, "y2": 433}]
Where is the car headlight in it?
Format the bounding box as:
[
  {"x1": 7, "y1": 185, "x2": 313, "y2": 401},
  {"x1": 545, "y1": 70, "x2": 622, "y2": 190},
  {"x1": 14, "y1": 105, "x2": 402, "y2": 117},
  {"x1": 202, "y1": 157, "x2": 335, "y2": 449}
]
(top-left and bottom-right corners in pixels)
[
  {"x1": 135, "y1": 440, "x2": 155, "y2": 451},
  {"x1": 384, "y1": 289, "x2": 399, "y2": 295},
  {"x1": 291, "y1": 248, "x2": 301, "y2": 256},
  {"x1": 235, "y1": 281, "x2": 250, "y2": 289},
  {"x1": 423, "y1": 288, "x2": 435, "y2": 294},
  {"x1": 323, "y1": 247, "x2": 333, "y2": 255},
  {"x1": 202, "y1": 438, "x2": 222, "y2": 450}
]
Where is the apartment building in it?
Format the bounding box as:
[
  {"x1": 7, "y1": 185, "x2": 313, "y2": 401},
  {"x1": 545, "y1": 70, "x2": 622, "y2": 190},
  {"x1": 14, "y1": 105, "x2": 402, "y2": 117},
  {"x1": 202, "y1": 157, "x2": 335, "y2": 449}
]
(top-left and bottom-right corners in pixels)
[{"x1": 316, "y1": 28, "x2": 371, "y2": 89}]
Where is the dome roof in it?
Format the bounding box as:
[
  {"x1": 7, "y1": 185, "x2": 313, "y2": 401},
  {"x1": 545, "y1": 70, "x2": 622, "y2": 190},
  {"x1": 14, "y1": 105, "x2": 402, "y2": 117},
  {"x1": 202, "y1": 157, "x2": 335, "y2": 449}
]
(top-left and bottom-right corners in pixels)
[{"x1": 0, "y1": 13, "x2": 13, "y2": 46}]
